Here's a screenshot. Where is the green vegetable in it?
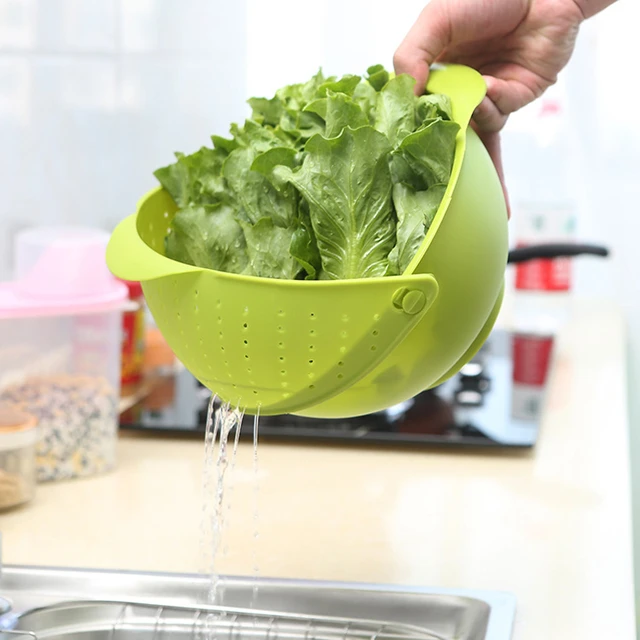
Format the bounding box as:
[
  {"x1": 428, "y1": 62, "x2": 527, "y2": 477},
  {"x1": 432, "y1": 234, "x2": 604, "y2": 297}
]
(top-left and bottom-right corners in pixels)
[
  {"x1": 277, "y1": 126, "x2": 395, "y2": 279},
  {"x1": 155, "y1": 65, "x2": 459, "y2": 281}
]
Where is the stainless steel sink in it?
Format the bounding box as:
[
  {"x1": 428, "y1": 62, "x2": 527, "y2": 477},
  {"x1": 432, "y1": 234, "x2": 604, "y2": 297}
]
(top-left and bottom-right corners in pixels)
[{"x1": 0, "y1": 566, "x2": 515, "y2": 640}]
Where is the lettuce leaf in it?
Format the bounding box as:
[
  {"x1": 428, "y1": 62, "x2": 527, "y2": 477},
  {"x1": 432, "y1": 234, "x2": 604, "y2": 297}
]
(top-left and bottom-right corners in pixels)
[
  {"x1": 389, "y1": 183, "x2": 447, "y2": 274},
  {"x1": 391, "y1": 119, "x2": 460, "y2": 190},
  {"x1": 241, "y1": 218, "x2": 302, "y2": 280},
  {"x1": 374, "y1": 74, "x2": 417, "y2": 146},
  {"x1": 278, "y1": 126, "x2": 395, "y2": 280},
  {"x1": 156, "y1": 64, "x2": 460, "y2": 280},
  {"x1": 165, "y1": 203, "x2": 248, "y2": 274}
]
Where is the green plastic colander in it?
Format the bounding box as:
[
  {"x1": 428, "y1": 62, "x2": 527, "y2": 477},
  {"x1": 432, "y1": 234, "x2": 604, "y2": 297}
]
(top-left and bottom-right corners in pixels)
[{"x1": 107, "y1": 64, "x2": 508, "y2": 419}]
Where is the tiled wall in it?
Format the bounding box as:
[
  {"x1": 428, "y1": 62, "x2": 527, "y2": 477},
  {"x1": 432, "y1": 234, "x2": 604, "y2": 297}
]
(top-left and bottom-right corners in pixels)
[{"x1": 0, "y1": 0, "x2": 248, "y2": 279}]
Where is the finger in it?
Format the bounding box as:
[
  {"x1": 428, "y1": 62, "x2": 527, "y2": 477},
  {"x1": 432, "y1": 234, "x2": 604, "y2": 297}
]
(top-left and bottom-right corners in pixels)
[
  {"x1": 483, "y1": 71, "x2": 544, "y2": 115},
  {"x1": 481, "y1": 131, "x2": 511, "y2": 220},
  {"x1": 472, "y1": 95, "x2": 508, "y2": 133},
  {"x1": 393, "y1": 1, "x2": 452, "y2": 94},
  {"x1": 472, "y1": 127, "x2": 511, "y2": 219}
]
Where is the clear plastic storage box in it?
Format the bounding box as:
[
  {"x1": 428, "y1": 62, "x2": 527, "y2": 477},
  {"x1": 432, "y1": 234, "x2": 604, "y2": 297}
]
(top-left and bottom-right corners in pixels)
[{"x1": 0, "y1": 227, "x2": 128, "y2": 482}]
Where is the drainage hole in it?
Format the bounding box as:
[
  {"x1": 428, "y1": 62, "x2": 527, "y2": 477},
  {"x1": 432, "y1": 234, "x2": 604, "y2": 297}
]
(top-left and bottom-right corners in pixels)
[{"x1": 372, "y1": 330, "x2": 379, "y2": 336}]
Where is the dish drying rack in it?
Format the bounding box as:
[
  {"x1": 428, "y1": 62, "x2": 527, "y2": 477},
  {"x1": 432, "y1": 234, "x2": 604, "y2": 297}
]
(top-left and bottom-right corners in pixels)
[{"x1": 2, "y1": 600, "x2": 449, "y2": 640}]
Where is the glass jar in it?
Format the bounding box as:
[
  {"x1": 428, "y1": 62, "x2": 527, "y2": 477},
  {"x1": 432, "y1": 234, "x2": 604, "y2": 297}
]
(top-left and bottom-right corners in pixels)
[{"x1": 0, "y1": 405, "x2": 38, "y2": 511}]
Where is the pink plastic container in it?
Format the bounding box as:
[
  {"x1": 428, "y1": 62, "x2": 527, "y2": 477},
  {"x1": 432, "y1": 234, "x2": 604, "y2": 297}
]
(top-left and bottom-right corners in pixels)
[{"x1": 0, "y1": 227, "x2": 128, "y2": 482}]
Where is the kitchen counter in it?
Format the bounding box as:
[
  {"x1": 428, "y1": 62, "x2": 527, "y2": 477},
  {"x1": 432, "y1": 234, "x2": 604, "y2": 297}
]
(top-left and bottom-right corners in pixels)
[{"x1": 1, "y1": 299, "x2": 635, "y2": 639}]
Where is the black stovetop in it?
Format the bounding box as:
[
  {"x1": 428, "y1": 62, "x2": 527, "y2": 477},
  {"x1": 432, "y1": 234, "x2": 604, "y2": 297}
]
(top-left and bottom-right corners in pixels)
[{"x1": 120, "y1": 329, "x2": 553, "y2": 449}]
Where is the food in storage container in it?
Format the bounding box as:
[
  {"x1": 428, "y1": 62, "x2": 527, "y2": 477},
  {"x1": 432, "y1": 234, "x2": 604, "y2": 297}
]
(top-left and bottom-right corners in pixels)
[
  {"x1": 0, "y1": 404, "x2": 38, "y2": 510},
  {"x1": 0, "y1": 227, "x2": 128, "y2": 482},
  {"x1": 1, "y1": 374, "x2": 118, "y2": 481}
]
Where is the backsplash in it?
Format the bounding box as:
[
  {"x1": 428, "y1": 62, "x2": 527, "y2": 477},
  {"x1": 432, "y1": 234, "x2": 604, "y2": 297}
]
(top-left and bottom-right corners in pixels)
[{"x1": 0, "y1": 0, "x2": 249, "y2": 279}]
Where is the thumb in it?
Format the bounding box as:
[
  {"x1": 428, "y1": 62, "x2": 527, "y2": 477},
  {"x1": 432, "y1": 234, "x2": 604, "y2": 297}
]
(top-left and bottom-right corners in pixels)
[{"x1": 393, "y1": 1, "x2": 452, "y2": 94}]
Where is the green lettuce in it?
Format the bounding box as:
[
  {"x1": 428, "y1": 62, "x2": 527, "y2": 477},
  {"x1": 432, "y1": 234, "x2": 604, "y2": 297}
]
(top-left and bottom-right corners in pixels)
[{"x1": 154, "y1": 65, "x2": 459, "y2": 280}]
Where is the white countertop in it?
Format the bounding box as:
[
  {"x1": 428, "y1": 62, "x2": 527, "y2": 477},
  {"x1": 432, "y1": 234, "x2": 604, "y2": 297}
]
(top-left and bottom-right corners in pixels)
[{"x1": 1, "y1": 299, "x2": 635, "y2": 639}]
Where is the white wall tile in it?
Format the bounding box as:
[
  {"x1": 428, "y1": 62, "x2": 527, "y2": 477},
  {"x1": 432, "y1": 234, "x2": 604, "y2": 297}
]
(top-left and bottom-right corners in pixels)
[
  {"x1": 322, "y1": 0, "x2": 426, "y2": 77},
  {"x1": 36, "y1": 0, "x2": 116, "y2": 52},
  {"x1": 118, "y1": 0, "x2": 155, "y2": 52},
  {"x1": 0, "y1": 2, "x2": 249, "y2": 283},
  {"x1": 34, "y1": 56, "x2": 118, "y2": 110},
  {"x1": 0, "y1": 56, "x2": 121, "y2": 281},
  {"x1": 117, "y1": 55, "x2": 248, "y2": 208},
  {"x1": 0, "y1": 57, "x2": 31, "y2": 124},
  {"x1": 120, "y1": 0, "x2": 245, "y2": 54},
  {"x1": 0, "y1": 0, "x2": 36, "y2": 49},
  {"x1": 245, "y1": 0, "x2": 329, "y2": 99},
  {"x1": 245, "y1": 0, "x2": 425, "y2": 99}
]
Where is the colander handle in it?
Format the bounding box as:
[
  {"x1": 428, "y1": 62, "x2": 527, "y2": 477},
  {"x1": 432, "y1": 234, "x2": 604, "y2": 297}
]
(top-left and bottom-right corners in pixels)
[
  {"x1": 260, "y1": 274, "x2": 440, "y2": 416},
  {"x1": 427, "y1": 64, "x2": 487, "y2": 132},
  {"x1": 106, "y1": 214, "x2": 200, "y2": 283}
]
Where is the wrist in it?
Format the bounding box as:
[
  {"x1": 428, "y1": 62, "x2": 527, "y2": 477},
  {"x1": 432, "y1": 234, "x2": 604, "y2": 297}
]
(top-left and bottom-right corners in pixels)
[{"x1": 573, "y1": 0, "x2": 617, "y2": 19}]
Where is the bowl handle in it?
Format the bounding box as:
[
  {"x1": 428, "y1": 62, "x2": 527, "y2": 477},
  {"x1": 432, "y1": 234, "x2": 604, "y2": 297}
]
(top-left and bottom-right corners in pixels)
[
  {"x1": 426, "y1": 63, "x2": 487, "y2": 131},
  {"x1": 106, "y1": 214, "x2": 200, "y2": 282},
  {"x1": 257, "y1": 273, "x2": 440, "y2": 416}
]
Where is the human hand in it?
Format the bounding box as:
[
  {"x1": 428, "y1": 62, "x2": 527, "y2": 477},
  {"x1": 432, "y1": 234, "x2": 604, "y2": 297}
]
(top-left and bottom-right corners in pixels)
[{"x1": 394, "y1": 0, "x2": 588, "y2": 216}]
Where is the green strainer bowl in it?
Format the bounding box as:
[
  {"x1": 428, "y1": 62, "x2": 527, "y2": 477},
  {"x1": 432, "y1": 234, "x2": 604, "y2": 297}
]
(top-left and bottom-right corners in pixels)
[{"x1": 107, "y1": 64, "x2": 508, "y2": 419}]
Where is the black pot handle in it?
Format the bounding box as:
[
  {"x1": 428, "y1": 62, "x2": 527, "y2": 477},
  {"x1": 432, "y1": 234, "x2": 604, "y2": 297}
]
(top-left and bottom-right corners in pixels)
[{"x1": 507, "y1": 243, "x2": 609, "y2": 264}]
